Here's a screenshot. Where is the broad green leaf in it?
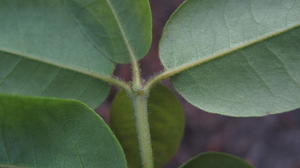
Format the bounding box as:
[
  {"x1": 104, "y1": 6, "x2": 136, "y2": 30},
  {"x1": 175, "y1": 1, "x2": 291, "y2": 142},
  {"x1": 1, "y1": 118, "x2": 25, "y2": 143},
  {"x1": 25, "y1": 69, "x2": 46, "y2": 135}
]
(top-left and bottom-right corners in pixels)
[
  {"x1": 0, "y1": 0, "x2": 152, "y2": 107},
  {"x1": 0, "y1": 53, "x2": 110, "y2": 108},
  {"x1": 160, "y1": 0, "x2": 300, "y2": 116},
  {"x1": 0, "y1": 94, "x2": 127, "y2": 168},
  {"x1": 179, "y1": 152, "x2": 254, "y2": 168},
  {"x1": 110, "y1": 85, "x2": 185, "y2": 168}
]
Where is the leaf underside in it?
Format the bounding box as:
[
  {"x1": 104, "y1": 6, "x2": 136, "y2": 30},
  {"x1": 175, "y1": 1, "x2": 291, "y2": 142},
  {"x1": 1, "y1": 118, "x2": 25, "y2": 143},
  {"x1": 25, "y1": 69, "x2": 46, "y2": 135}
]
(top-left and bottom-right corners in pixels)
[
  {"x1": 0, "y1": 0, "x2": 152, "y2": 107},
  {"x1": 110, "y1": 85, "x2": 185, "y2": 168},
  {"x1": 0, "y1": 94, "x2": 127, "y2": 168},
  {"x1": 160, "y1": 0, "x2": 300, "y2": 116}
]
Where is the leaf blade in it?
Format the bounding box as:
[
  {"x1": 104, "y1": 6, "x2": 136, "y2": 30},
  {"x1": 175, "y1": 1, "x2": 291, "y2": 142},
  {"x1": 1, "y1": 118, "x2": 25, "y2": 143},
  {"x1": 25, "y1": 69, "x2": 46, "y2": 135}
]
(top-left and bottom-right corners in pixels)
[
  {"x1": 0, "y1": 51, "x2": 110, "y2": 108},
  {"x1": 0, "y1": 0, "x2": 152, "y2": 106},
  {"x1": 103, "y1": 0, "x2": 152, "y2": 63},
  {"x1": 160, "y1": 0, "x2": 300, "y2": 116},
  {"x1": 0, "y1": 94, "x2": 127, "y2": 168}
]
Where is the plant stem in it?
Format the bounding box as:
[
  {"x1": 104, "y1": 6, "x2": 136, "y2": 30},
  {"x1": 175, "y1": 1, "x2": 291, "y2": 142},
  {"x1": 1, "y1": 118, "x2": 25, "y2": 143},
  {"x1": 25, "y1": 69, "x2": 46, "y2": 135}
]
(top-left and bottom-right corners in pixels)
[
  {"x1": 131, "y1": 91, "x2": 154, "y2": 168},
  {"x1": 131, "y1": 60, "x2": 142, "y2": 89}
]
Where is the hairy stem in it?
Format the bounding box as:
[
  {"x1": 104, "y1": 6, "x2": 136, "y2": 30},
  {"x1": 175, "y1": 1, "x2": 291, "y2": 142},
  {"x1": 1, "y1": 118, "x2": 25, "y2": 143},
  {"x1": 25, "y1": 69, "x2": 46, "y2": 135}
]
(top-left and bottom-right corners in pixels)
[
  {"x1": 131, "y1": 91, "x2": 154, "y2": 168},
  {"x1": 131, "y1": 60, "x2": 142, "y2": 88}
]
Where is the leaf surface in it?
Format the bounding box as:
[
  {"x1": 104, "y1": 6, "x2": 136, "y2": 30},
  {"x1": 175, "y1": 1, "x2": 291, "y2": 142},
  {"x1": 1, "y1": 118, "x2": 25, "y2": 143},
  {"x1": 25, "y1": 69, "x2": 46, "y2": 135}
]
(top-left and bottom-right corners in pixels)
[
  {"x1": 110, "y1": 85, "x2": 185, "y2": 168},
  {"x1": 179, "y1": 152, "x2": 254, "y2": 168},
  {"x1": 0, "y1": 0, "x2": 152, "y2": 107},
  {"x1": 160, "y1": 0, "x2": 300, "y2": 116},
  {"x1": 0, "y1": 53, "x2": 110, "y2": 108},
  {"x1": 0, "y1": 94, "x2": 127, "y2": 168}
]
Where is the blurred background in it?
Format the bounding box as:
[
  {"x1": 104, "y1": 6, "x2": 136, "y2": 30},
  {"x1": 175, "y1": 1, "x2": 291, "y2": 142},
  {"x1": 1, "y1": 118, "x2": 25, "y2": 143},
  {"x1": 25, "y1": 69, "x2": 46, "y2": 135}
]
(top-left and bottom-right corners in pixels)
[{"x1": 97, "y1": 0, "x2": 300, "y2": 168}]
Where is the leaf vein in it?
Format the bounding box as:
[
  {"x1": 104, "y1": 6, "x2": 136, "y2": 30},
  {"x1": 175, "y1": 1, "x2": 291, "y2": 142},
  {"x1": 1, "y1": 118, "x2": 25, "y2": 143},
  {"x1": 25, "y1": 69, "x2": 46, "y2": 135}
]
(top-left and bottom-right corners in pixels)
[
  {"x1": 264, "y1": 43, "x2": 300, "y2": 88},
  {"x1": 0, "y1": 49, "x2": 129, "y2": 90},
  {"x1": 241, "y1": 51, "x2": 276, "y2": 97},
  {"x1": 104, "y1": 0, "x2": 137, "y2": 62},
  {"x1": 0, "y1": 58, "x2": 23, "y2": 87}
]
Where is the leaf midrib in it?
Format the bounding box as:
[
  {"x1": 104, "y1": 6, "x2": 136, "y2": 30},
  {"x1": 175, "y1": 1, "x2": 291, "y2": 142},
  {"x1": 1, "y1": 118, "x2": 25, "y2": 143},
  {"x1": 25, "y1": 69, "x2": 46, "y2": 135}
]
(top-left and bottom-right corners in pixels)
[
  {"x1": 146, "y1": 23, "x2": 300, "y2": 89},
  {"x1": 164, "y1": 23, "x2": 300, "y2": 77},
  {"x1": 0, "y1": 47, "x2": 113, "y2": 83},
  {"x1": 104, "y1": 0, "x2": 138, "y2": 63}
]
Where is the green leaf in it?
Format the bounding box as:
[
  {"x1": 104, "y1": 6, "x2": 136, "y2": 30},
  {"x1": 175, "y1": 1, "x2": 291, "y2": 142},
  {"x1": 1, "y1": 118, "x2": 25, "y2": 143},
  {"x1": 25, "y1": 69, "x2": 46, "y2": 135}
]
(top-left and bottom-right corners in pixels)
[
  {"x1": 110, "y1": 85, "x2": 185, "y2": 168},
  {"x1": 179, "y1": 152, "x2": 254, "y2": 168},
  {"x1": 0, "y1": 54, "x2": 110, "y2": 109},
  {"x1": 160, "y1": 0, "x2": 300, "y2": 116},
  {"x1": 0, "y1": 0, "x2": 152, "y2": 107},
  {"x1": 0, "y1": 94, "x2": 127, "y2": 168}
]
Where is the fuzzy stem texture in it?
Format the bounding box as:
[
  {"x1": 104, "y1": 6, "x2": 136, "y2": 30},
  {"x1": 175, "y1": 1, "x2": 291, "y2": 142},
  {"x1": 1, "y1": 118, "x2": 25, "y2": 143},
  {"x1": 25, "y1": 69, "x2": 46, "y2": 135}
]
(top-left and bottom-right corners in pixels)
[{"x1": 131, "y1": 91, "x2": 154, "y2": 168}]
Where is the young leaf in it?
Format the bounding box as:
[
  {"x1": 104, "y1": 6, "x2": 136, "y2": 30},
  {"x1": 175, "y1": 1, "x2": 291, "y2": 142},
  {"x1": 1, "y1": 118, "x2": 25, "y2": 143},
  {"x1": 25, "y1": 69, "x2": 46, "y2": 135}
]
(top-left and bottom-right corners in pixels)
[
  {"x1": 0, "y1": 94, "x2": 127, "y2": 168},
  {"x1": 110, "y1": 85, "x2": 185, "y2": 168},
  {"x1": 0, "y1": 0, "x2": 152, "y2": 107},
  {"x1": 160, "y1": 0, "x2": 300, "y2": 116},
  {"x1": 179, "y1": 152, "x2": 254, "y2": 168}
]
